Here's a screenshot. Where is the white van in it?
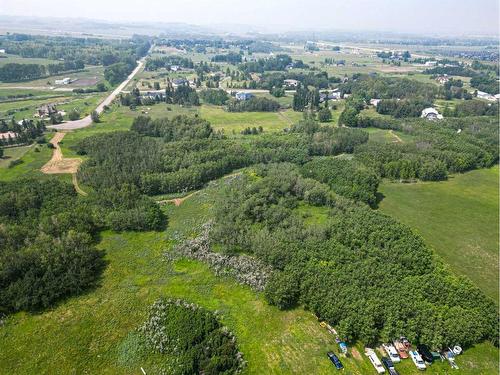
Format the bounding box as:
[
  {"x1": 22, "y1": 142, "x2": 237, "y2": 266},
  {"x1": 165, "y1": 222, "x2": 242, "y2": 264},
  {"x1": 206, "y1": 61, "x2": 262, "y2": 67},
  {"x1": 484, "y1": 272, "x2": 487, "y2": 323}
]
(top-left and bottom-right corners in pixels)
[
  {"x1": 410, "y1": 350, "x2": 427, "y2": 371},
  {"x1": 382, "y1": 344, "x2": 401, "y2": 363},
  {"x1": 366, "y1": 349, "x2": 386, "y2": 374}
]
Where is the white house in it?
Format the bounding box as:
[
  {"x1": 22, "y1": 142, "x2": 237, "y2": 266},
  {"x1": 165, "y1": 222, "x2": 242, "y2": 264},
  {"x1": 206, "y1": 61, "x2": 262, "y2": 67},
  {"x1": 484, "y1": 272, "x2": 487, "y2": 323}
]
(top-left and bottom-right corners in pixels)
[
  {"x1": 170, "y1": 65, "x2": 181, "y2": 72},
  {"x1": 370, "y1": 98, "x2": 381, "y2": 107},
  {"x1": 424, "y1": 61, "x2": 437, "y2": 67},
  {"x1": 421, "y1": 107, "x2": 443, "y2": 120},
  {"x1": 235, "y1": 92, "x2": 254, "y2": 101},
  {"x1": 0, "y1": 49, "x2": 5, "y2": 54},
  {"x1": 55, "y1": 77, "x2": 71, "y2": 85}
]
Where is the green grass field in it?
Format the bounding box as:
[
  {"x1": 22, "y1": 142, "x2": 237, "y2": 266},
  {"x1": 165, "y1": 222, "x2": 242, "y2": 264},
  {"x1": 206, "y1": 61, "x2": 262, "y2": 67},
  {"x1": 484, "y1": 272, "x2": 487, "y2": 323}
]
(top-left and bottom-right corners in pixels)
[
  {"x1": 0, "y1": 177, "x2": 497, "y2": 374},
  {"x1": 0, "y1": 144, "x2": 32, "y2": 168},
  {"x1": 0, "y1": 136, "x2": 55, "y2": 181},
  {"x1": 378, "y1": 166, "x2": 499, "y2": 302}
]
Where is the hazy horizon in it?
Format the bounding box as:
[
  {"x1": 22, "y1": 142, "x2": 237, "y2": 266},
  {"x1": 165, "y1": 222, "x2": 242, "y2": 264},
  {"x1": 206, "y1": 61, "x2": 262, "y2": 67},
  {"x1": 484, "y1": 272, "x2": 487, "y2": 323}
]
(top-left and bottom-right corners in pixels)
[{"x1": 0, "y1": 0, "x2": 499, "y2": 37}]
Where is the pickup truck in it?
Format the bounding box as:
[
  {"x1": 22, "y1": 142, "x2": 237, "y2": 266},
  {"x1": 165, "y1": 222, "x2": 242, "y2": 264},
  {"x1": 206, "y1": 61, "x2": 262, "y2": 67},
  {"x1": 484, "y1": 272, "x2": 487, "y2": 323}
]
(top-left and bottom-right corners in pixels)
[
  {"x1": 409, "y1": 350, "x2": 427, "y2": 371},
  {"x1": 381, "y1": 357, "x2": 400, "y2": 375}
]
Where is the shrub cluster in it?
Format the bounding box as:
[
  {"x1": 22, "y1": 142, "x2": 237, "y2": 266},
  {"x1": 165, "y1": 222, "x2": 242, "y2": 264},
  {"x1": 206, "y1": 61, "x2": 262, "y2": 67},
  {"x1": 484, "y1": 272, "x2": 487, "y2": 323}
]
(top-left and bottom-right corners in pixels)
[{"x1": 139, "y1": 298, "x2": 244, "y2": 375}]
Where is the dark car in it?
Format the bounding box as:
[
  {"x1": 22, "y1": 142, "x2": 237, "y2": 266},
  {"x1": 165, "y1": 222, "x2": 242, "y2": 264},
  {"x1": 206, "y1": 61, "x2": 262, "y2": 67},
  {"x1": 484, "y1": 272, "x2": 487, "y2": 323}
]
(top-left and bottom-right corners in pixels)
[
  {"x1": 417, "y1": 344, "x2": 434, "y2": 363},
  {"x1": 381, "y1": 357, "x2": 399, "y2": 375},
  {"x1": 327, "y1": 351, "x2": 344, "y2": 370}
]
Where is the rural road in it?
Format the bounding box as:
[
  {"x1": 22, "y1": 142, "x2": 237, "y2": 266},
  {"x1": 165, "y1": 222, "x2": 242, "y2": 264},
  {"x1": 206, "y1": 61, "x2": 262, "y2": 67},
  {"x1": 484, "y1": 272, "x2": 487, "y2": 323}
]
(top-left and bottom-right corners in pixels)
[{"x1": 47, "y1": 59, "x2": 145, "y2": 130}]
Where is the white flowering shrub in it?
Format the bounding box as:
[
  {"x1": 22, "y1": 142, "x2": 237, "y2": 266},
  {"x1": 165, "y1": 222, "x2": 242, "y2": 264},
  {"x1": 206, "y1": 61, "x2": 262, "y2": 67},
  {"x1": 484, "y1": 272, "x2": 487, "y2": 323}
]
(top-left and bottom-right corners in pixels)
[{"x1": 170, "y1": 222, "x2": 271, "y2": 291}]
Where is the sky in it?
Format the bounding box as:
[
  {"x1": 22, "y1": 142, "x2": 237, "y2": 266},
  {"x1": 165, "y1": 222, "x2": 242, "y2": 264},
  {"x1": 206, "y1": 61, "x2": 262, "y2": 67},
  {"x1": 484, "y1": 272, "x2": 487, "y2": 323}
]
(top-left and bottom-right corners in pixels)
[{"x1": 0, "y1": 0, "x2": 498, "y2": 36}]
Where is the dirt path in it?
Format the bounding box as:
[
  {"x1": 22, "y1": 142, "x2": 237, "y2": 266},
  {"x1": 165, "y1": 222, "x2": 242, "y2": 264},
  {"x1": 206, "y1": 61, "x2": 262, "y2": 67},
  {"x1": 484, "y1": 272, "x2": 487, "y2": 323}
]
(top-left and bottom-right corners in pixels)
[
  {"x1": 72, "y1": 174, "x2": 88, "y2": 196},
  {"x1": 156, "y1": 171, "x2": 243, "y2": 207},
  {"x1": 41, "y1": 132, "x2": 87, "y2": 195},
  {"x1": 157, "y1": 191, "x2": 199, "y2": 206},
  {"x1": 41, "y1": 132, "x2": 82, "y2": 174},
  {"x1": 389, "y1": 129, "x2": 403, "y2": 143}
]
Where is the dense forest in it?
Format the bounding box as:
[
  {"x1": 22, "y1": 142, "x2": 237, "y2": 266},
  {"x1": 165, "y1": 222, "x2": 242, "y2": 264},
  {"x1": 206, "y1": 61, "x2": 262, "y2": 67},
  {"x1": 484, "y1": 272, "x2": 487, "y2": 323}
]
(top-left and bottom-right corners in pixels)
[
  {"x1": 74, "y1": 116, "x2": 369, "y2": 196},
  {"x1": 0, "y1": 179, "x2": 166, "y2": 314},
  {"x1": 208, "y1": 164, "x2": 498, "y2": 348}
]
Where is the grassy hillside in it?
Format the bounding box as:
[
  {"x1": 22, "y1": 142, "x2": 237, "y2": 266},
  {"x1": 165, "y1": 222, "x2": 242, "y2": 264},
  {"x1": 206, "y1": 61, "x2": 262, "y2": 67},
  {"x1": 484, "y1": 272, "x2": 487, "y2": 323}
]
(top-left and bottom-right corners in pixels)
[
  {"x1": 378, "y1": 165, "x2": 499, "y2": 302},
  {"x1": 0, "y1": 178, "x2": 497, "y2": 374}
]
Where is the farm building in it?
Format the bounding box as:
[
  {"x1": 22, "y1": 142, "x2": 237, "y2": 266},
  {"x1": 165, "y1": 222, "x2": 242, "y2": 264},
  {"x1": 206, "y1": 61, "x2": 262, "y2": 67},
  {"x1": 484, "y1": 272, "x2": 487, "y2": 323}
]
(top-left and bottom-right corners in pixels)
[
  {"x1": 55, "y1": 77, "x2": 71, "y2": 85},
  {"x1": 421, "y1": 107, "x2": 443, "y2": 120}
]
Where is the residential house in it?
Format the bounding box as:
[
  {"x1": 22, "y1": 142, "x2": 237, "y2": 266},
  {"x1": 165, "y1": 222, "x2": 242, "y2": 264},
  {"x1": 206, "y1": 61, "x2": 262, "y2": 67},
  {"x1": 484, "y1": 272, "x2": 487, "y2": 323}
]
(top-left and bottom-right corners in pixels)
[
  {"x1": 36, "y1": 104, "x2": 58, "y2": 118},
  {"x1": 172, "y1": 78, "x2": 188, "y2": 88},
  {"x1": 436, "y1": 75, "x2": 450, "y2": 84},
  {"x1": 421, "y1": 107, "x2": 443, "y2": 120},
  {"x1": 369, "y1": 98, "x2": 381, "y2": 107},
  {"x1": 235, "y1": 92, "x2": 254, "y2": 101},
  {"x1": 0, "y1": 49, "x2": 5, "y2": 54},
  {"x1": 283, "y1": 79, "x2": 299, "y2": 88},
  {"x1": 170, "y1": 65, "x2": 181, "y2": 72}
]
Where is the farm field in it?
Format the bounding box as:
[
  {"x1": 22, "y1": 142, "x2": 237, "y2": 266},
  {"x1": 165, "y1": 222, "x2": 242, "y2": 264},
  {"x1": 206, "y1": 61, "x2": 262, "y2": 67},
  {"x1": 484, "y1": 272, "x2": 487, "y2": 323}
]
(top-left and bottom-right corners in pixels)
[
  {"x1": 378, "y1": 166, "x2": 499, "y2": 302},
  {"x1": 0, "y1": 65, "x2": 105, "y2": 89},
  {"x1": 0, "y1": 178, "x2": 497, "y2": 375}
]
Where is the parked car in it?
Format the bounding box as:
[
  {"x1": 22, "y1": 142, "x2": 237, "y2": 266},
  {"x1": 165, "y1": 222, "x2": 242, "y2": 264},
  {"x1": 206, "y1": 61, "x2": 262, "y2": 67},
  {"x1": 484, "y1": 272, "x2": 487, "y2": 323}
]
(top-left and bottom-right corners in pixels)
[
  {"x1": 417, "y1": 344, "x2": 434, "y2": 363},
  {"x1": 393, "y1": 340, "x2": 409, "y2": 359},
  {"x1": 410, "y1": 350, "x2": 427, "y2": 371},
  {"x1": 382, "y1": 343, "x2": 401, "y2": 363},
  {"x1": 381, "y1": 357, "x2": 400, "y2": 375},
  {"x1": 327, "y1": 352, "x2": 344, "y2": 370},
  {"x1": 366, "y1": 349, "x2": 386, "y2": 374}
]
